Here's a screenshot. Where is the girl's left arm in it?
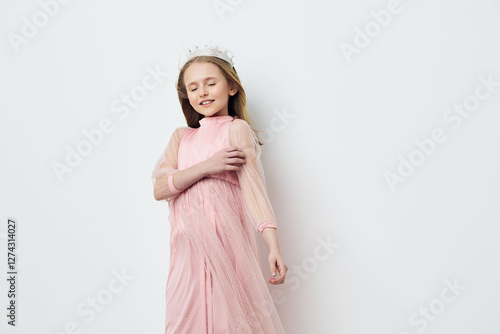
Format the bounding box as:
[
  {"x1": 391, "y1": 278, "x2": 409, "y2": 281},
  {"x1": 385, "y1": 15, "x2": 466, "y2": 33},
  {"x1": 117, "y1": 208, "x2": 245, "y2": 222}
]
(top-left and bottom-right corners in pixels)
[
  {"x1": 229, "y1": 119, "x2": 279, "y2": 238},
  {"x1": 229, "y1": 119, "x2": 287, "y2": 284}
]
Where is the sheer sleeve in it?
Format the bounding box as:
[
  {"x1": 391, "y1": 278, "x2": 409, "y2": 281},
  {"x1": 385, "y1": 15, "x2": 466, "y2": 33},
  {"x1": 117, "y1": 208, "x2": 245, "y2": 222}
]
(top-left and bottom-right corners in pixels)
[
  {"x1": 229, "y1": 119, "x2": 278, "y2": 235},
  {"x1": 151, "y1": 126, "x2": 188, "y2": 202}
]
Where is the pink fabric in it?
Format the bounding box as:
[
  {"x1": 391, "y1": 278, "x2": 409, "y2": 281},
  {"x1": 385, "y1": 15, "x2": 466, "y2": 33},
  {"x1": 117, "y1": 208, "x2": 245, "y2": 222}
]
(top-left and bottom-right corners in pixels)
[
  {"x1": 152, "y1": 115, "x2": 284, "y2": 333},
  {"x1": 167, "y1": 171, "x2": 181, "y2": 195},
  {"x1": 257, "y1": 222, "x2": 279, "y2": 234}
]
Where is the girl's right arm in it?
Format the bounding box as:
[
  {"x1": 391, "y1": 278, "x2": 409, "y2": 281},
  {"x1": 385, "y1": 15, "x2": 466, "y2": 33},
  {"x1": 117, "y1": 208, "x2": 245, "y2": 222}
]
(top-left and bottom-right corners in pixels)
[
  {"x1": 152, "y1": 126, "x2": 189, "y2": 202},
  {"x1": 167, "y1": 145, "x2": 245, "y2": 197},
  {"x1": 154, "y1": 164, "x2": 209, "y2": 201},
  {"x1": 152, "y1": 127, "x2": 245, "y2": 202}
]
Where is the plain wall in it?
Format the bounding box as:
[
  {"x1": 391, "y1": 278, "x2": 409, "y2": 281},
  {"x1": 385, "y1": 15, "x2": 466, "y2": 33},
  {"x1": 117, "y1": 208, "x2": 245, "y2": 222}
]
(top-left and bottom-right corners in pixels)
[{"x1": 1, "y1": 0, "x2": 499, "y2": 333}]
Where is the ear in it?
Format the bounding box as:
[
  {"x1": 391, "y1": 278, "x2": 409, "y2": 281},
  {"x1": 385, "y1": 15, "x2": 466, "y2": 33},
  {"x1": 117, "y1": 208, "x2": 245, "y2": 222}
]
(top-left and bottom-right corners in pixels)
[{"x1": 228, "y1": 85, "x2": 238, "y2": 96}]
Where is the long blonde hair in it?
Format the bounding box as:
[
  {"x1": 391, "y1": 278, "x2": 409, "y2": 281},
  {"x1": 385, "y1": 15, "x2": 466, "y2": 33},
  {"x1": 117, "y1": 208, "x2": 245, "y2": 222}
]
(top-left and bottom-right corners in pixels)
[{"x1": 176, "y1": 56, "x2": 264, "y2": 145}]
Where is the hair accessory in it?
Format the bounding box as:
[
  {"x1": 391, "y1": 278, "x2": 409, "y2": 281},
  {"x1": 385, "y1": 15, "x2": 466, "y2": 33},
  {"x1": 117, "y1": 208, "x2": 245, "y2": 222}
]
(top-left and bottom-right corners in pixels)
[{"x1": 182, "y1": 44, "x2": 235, "y2": 68}]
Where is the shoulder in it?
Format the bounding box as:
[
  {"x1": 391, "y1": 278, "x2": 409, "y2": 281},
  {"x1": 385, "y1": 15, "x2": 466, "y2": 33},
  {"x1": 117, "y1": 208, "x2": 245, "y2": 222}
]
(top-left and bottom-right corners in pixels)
[
  {"x1": 229, "y1": 118, "x2": 257, "y2": 145},
  {"x1": 174, "y1": 125, "x2": 189, "y2": 133},
  {"x1": 165, "y1": 126, "x2": 189, "y2": 147},
  {"x1": 172, "y1": 126, "x2": 189, "y2": 138},
  {"x1": 229, "y1": 118, "x2": 252, "y2": 134}
]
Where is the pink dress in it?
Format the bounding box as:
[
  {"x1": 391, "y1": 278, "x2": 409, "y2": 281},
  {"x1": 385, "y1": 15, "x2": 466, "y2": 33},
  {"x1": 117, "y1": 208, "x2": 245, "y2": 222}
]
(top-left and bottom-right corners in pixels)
[{"x1": 151, "y1": 115, "x2": 285, "y2": 333}]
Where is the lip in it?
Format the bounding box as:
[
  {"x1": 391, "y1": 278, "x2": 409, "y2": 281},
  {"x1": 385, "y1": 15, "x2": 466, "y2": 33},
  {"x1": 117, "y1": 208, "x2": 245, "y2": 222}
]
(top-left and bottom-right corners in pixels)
[{"x1": 200, "y1": 99, "x2": 214, "y2": 106}]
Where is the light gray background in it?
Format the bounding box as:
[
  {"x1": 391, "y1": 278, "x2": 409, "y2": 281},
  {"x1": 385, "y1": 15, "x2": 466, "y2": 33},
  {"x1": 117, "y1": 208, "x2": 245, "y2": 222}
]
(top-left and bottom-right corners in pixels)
[{"x1": 1, "y1": 0, "x2": 499, "y2": 333}]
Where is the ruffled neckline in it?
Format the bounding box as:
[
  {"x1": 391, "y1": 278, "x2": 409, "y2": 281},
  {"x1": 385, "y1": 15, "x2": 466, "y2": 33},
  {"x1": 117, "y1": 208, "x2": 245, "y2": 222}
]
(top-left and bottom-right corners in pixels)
[{"x1": 199, "y1": 115, "x2": 234, "y2": 127}]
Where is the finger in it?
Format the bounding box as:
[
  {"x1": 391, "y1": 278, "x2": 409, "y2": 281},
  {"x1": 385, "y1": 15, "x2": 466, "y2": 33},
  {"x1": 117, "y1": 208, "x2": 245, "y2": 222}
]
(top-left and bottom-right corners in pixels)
[
  {"x1": 269, "y1": 261, "x2": 278, "y2": 279},
  {"x1": 268, "y1": 272, "x2": 280, "y2": 283},
  {"x1": 275, "y1": 261, "x2": 286, "y2": 280},
  {"x1": 227, "y1": 146, "x2": 246, "y2": 156},
  {"x1": 226, "y1": 146, "x2": 240, "y2": 152},
  {"x1": 268, "y1": 272, "x2": 284, "y2": 285},
  {"x1": 269, "y1": 267, "x2": 284, "y2": 284},
  {"x1": 227, "y1": 149, "x2": 245, "y2": 158},
  {"x1": 228, "y1": 158, "x2": 246, "y2": 165}
]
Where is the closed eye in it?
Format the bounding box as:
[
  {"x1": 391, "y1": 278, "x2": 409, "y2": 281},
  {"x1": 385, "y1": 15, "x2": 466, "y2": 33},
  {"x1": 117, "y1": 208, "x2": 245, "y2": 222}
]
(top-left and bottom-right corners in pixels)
[{"x1": 189, "y1": 83, "x2": 215, "y2": 92}]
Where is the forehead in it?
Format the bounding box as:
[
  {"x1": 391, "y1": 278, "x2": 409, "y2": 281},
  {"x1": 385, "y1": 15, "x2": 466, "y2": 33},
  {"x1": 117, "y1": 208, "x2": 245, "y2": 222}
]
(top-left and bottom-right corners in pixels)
[{"x1": 184, "y1": 62, "x2": 224, "y2": 86}]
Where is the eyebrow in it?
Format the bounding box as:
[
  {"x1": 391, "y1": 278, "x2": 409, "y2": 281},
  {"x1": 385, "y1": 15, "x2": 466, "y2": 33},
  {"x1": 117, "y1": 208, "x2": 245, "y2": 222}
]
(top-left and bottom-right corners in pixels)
[{"x1": 186, "y1": 76, "x2": 218, "y2": 87}]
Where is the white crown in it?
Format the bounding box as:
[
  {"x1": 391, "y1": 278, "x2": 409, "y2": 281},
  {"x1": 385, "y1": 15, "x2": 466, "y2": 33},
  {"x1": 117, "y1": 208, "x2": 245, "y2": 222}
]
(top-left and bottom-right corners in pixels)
[{"x1": 182, "y1": 44, "x2": 235, "y2": 68}]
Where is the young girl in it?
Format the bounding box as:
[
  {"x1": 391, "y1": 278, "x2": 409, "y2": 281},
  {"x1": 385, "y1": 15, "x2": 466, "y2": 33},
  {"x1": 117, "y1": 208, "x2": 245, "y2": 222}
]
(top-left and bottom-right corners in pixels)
[{"x1": 152, "y1": 45, "x2": 287, "y2": 333}]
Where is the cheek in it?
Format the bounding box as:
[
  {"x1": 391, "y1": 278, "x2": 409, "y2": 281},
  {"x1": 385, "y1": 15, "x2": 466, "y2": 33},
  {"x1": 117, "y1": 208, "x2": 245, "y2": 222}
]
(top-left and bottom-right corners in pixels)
[{"x1": 215, "y1": 86, "x2": 227, "y2": 98}]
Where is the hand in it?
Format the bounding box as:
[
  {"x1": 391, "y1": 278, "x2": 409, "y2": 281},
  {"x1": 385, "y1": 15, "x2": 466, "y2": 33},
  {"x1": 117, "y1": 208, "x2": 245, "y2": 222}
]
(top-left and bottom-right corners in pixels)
[
  {"x1": 202, "y1": 146, "x2": 246, "y2": 175},
  {"x1": 268, "y1": 250, "x2": 288, "y2": 285}
]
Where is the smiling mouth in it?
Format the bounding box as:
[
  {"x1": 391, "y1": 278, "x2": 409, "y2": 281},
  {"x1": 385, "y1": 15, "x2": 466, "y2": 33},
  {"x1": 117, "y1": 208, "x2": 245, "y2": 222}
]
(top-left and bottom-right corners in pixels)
[{"x1": 200, "y1": 100, "x2": 214, "y2": 106}]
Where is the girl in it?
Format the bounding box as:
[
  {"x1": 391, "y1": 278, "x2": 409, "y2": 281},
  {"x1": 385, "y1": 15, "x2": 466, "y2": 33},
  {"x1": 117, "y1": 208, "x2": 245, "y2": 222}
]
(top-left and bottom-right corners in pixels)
[{"x1": 152, "y1": 45, "x2": 287, "y2": 333}]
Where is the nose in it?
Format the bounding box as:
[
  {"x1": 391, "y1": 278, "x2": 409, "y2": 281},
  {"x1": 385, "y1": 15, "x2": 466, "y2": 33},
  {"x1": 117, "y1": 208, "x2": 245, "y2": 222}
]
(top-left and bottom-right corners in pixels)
[{"x1": 199, "y1": 87, "x2": 208, "y2": 97}]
